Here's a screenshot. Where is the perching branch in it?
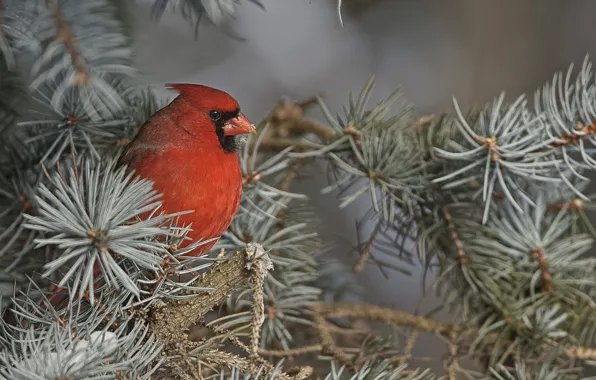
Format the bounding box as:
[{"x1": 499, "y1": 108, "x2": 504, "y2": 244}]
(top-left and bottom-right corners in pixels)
[
  {"x1": 149, "y1": 243, "x2": 318, "y2": 379},
  {"x1": 247, "y1": 244, "x2": 273, "y2": 357},
  {"x1": 149, "y1": 244, "x2": 271, "y2": 345}
]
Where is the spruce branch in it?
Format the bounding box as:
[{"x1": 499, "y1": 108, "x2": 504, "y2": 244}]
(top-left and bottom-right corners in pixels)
[
  {"x1": 27, "y1": 0, "x2": 136, "y2": 120},
  {"x1": 150, "y1": 0, "x2": 265, "y2": 35},
  {"x1": 0, "y1": 281, "x2": 163, "y2": 379},
  {"x1": 199, "y1": 349, "x2": 300, "y2": 380},
  {"x1": 310, "y1": 303, "x2": 454, "y2": 335},
  {"x1": 22, "y1": 159, "x2": 184, "y2": 300},
  {"x1": 48, "y1": 0, "x2": 88, "y2": 86},
  {"x1": 246, "y1": 243, "x2": 273, "y2": 358},
  {"x1": 6, "y1": 1, "x2": 596, "y2": 376},
  {"x1": 148, "y1": 245, "x2": 319, "y2": 379},
  {"x1": 149, "y1": 244, "x2": 272, "y2": 345},
  {"x1": 352, "y1": 220, "x2": 381, "y2": 273},
  {"x1": 258, "y1": 344, "x2": 323, "y2": 358}
]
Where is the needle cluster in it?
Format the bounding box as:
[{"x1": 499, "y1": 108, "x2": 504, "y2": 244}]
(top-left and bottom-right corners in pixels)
[{"x1": 2, "y1": 0, "x2": 596, "y2": 379}]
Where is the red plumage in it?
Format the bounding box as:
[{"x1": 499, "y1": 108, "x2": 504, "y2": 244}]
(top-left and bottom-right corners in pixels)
[
  {"x1": 118, "y1": 84, "x2": 255, "y2": 254},
  {"x1": 34, "y1": 84, "x2": 254, "y2": 314}
]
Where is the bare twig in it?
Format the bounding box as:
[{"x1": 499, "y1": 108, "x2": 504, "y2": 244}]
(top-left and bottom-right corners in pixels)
[
  {"x1": 550, "y1": 121, "x2": 596, "y2": 148},
  {"x1": 444, "y1": 331, "x2": 459, "y2": 380},
  {"x1": 269, "y1": 97, "x2": 335, "y2": 141},
  {"x1": 279, "y1": 159, "x2": 303, "y2": 193},
  {"x1": 530, "y1": 247, "x2": 553, "y2": 293},
  {"x1": 247, "y1": 244, "x2": 273, "y2": 357},
  {"x1": 310, "y1": 303, "x2": 454, "y2": 335},
  {"x1": 258, "y1": 344, "x2": 323, "y2": 357},
  {"x1": 353, "y1": 222, "x2": 381, "y2": 273},
  {"x1": 567, "y1": 345, "x2": 596, "y2": 360},
  {"x1": 312, "y1": 307, "x2": 355, "y2": 368},
  {"x1": 547, "y1": 198, "x2": 584, "y2": 212},
  {"x1": 149, "y1": 246, "x2": 268, "y2": 345},
  {"x1": 48, "y1": 0, "x2": 89, "y2": 86},
  {"x1": 399, "y1": 329, "x2": 419, "y2": 366},
  {"x1": 310, "y1": 303, "x2": 456, "y2": 371},
  {"x1": 442, "y1": 207, "x2": 468, "y2": 265}
]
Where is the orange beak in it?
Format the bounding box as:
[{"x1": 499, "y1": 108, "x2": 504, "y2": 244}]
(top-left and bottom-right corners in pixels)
[{"x1": 223, "y1": 113, "x2": 256, "y2": 136}]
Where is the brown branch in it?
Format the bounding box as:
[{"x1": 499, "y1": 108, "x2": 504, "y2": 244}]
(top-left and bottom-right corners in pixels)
[
  {"x1": 247, "y1": 245, "x2": 272, "y2": 358},
  {"x1": 550, "y1": 121, "x2": 596, "y2": 148},
  {"x1": 568, "y1": 345, "x2": 596, "y2": 360},
  {"x1": 258, "y1": 344, "x2": 323, "y2": 357},
  {"x1": 312, "y1": 307, "x2": 355, "y2": 368},
  {"x1": 474, "y1": 135, "x2": 500, "y2": 162},
  {"x1": 310, "y1": 303, "x2": 455, "y2": 371},
  {"x1": 269, "y1": 97, "x2": 336, "y2": 141},
  {"x1": 48, "y1": 0, "x2": 89, "y2": 86},
  {"x1": 149, "y1": 245, "x2": 266, "y2": 345},
  {"x1": 442, "y1": 207, "x2": 468, "y2": 265},
  {"x1": 442, "y1": 330, "x2": 459, "y2": 380},
  {"x1": 308, "y1": 303, "x2": 596, "y2": 373},
  {"x1": 547, "y1": 198, "x2": 584, "y2": 212},
  {"x1": 353, "y1": 222, "x2": 381, "y2": 273},
  {"x1": 530, "y1": 247, "x2": 553, "y2": 293},
  {"x1": 148, "y1": 244, "x2": 316, "y2": 379},
  {"x1": 310, "y1": 303, "x2": 454, "y2": 335},
  {"x1": 398, "y1": 329, "x2": 419, "y2": 367},
  {"x1": 250, "y1": 96, "x2": 337, "y2": 155}
]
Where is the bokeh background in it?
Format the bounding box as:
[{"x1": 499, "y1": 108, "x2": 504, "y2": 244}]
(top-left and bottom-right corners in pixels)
[{"x1": 119, "y1": 0, "x2": 596, "y2": 375}]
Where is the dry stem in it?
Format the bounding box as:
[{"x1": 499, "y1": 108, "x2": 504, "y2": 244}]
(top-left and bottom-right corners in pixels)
[
  {"x1": 530, "y1": 247, "x2": 553, "y2": 293},
  {"x1": 353, "y1": 222, "x2": 381, "y2": 273},
  {"x1": 550, "y1": 121, "x2": 596, "y2": 148},
  {"x1": 149, "y1": 247, "x2": 257, "y2": 345},
  {"x1": 48, "y1": 0, "x2": 89, "y2": 86},
  {"x1": 399, "y1": 329, "x2": 419, "y2": 367},
  {"x1": 258, "y1": 345, "x2": 323, "y2": 357},
  {"x1": 310, "y1": 303, "x2": 454, "y2": 334},
  {"x1": 310, "y1": 303, "x2": 455, "y2": 370},
  {"x1": 146, "y1": 241, "x2": 596, "y2": 377},
  {"x1": 247, "y1": 244, "x2": 272, "y2": 357},
  {"x1": 442, "y1": 207, "x2": 468, "y2": 265},
  {"x1": 568, "y1": 345, "x2": 596, "y2": 360}
]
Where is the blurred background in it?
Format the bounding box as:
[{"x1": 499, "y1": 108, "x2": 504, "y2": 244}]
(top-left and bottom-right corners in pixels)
[{"x1": 127, "y1": 0, "x2": 596, "y2": 374}]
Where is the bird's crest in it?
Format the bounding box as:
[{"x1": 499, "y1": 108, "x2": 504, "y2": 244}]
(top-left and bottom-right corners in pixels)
[{"x1": 166, "y1": 83, "x2": 239, "y2": 112}]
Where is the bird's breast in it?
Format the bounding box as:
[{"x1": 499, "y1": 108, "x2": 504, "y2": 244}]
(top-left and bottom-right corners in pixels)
[{"x1": 135, "y1": 148, "x2": 243, "y2": 253}]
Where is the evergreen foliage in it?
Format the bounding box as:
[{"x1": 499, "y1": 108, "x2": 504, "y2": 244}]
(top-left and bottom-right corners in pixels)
[{"x1": 1, "y1": 0, "x2": 596, "y2": 379}]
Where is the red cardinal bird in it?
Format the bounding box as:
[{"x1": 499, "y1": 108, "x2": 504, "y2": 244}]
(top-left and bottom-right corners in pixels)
[
  {"x1": 118, "y1": 84, "x2": 256, "y2": 254},
  {"x1": 27, "y1": 84, "x2": 254, "y2": 322}
]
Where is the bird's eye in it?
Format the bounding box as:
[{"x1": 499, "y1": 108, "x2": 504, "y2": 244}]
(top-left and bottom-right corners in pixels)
[{"x1": 209, "y1": 110, "x2": 222, "y2": 121}]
